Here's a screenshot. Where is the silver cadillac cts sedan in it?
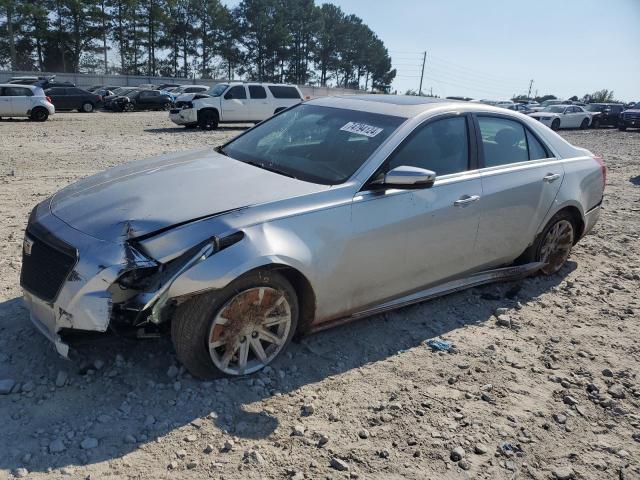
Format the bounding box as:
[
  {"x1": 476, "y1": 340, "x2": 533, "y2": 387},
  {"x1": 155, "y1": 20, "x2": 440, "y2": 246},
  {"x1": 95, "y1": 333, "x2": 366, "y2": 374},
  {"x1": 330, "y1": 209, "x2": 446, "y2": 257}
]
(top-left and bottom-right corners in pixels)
[{"x1": 20, "y1": 95, "x2": 605, "y2": 378}]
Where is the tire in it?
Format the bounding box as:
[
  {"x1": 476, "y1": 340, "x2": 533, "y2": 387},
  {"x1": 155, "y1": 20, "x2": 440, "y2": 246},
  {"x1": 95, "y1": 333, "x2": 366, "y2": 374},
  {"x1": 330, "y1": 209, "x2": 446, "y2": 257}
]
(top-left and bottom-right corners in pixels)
[
  {"x1": 184, "y1": 123, "x2": 198, "y2": 129},
  {"x1": 171, "y1": 270, "x2": 299, "y2": 379},
  {"x1": 198, "y1": 110, "x2": 219, "y2": 130},
  {"x1": 591, "y1": 118, "x2": 600, "y2": 129},
  {"x1": 81, "y1": 102, "x2": 94, "y2": 113},
  {"x1": 551, "y1": 119, "x2": 560, "y2": 131},
  {"x1": 580, "y1": 118, "x2": 589, "y2": 130},
  {"x1": 30, "y1": 107, "x2": 49, "y2": 122},
  {"x1": 520, "y1": 211, "x2": 576, "y2": 276},
  {"x1": 123, "y1": 103, "x2": 135, "y2": 112},
  {"x1": 618, "y1": 126, "x2": 627, "y2": 131},
  {"x1": 162, "y1": 102, "x2": 172, "y2": 111}
]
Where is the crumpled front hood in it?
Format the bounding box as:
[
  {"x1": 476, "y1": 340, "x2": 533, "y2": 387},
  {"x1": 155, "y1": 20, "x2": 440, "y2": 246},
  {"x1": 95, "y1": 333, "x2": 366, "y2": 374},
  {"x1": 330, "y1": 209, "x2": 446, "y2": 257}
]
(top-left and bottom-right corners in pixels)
[{"x1": 50, "y1": 148, "x2": 326, "y2": 242}]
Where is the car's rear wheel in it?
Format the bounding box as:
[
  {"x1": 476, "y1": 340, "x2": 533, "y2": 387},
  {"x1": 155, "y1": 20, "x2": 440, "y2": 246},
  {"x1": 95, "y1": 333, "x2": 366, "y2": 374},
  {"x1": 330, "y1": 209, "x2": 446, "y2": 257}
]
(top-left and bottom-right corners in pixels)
[
  {"x1": 198, "y1": 110, "x2": 219, "y2": 130},
  {"x1": 551, "y1": 119, "x2": 560, "y2": 131},
  {"x1": 81, "y1": 102, "x2": 94, "y2": 113},
  {"x1": 171, "y1": 270, "x2": 298, "y2": 379},
  {"x1": 521, "y1": 211, "x2": 576, "y2": 276},
  {"x1": 30, "y1": 107, "x2": 49, "y2": 122},
  {"x1": 123, "y1": 103, "x2": 135, "y2": 112},
  {"x1": 580, "y1": 118, "x2": 589, "y2": 130}
]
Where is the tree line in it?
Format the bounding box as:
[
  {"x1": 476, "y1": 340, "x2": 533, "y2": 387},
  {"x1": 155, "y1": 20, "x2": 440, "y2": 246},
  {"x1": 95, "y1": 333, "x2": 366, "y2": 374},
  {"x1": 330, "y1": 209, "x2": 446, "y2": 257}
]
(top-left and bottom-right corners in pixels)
[{"x1": 0, "y1": 0, "x2": 396, "y2": 89}]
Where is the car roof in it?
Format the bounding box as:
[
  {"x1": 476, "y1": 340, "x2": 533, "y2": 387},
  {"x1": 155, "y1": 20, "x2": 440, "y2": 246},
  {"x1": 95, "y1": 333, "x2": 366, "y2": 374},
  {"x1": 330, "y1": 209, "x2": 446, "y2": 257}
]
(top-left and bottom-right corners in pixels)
[
  {"x1": 0, "y1": 83, "x2": 38, "y2": 90},
  {"x1": 308, "y1": 94, "x2": 514, "y2": 118}
]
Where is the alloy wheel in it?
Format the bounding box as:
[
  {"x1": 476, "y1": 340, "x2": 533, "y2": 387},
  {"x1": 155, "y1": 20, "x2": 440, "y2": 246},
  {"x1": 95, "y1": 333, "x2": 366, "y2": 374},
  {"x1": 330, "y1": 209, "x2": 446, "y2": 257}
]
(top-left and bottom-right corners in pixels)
[
  {"x1": 539, "y1": 219, "x2": 574, "y2": 274},
  {"x1": 208, "y1": 287, "x2": 292, "y2": 375}
]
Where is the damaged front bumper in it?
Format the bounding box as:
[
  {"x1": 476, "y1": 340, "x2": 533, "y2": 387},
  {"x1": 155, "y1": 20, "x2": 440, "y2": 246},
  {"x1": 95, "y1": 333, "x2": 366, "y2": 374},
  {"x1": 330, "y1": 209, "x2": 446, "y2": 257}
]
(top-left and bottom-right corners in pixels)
[
  {"x1": 169, "y1": 108, "x2": 197, "y2": 126},
  {"x1": 20, "y1": 202, "x2": 159, "y2": 357}
]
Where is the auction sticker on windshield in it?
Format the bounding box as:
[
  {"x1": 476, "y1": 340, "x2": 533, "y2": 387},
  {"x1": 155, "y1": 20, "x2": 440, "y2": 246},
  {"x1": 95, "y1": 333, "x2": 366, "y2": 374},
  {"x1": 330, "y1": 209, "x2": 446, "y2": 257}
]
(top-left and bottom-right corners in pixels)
[{"x1": 340, "y1": 122, "x2": 384, "y2": 138}]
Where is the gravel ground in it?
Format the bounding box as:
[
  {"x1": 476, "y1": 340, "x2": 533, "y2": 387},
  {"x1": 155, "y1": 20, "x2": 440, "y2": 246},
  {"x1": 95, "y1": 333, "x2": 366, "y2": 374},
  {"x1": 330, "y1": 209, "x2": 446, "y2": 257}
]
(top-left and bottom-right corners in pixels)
[{"x1": 0, "y1": 112, "x2": 639, "y2": 480}]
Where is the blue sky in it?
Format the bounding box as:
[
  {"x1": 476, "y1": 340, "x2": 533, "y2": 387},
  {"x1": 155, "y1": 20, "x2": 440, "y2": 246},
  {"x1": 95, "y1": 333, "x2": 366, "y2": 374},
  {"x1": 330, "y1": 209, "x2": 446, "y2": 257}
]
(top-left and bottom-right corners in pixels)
[{"x1": 222, "y1": 0, "x2": 640, "y2": 101}]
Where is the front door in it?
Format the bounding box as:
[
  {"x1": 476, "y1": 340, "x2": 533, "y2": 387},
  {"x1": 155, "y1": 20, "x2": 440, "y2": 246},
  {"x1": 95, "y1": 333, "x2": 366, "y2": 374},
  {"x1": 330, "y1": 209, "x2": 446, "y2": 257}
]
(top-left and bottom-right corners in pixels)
[
  {"x1": 221, "y1": 85, "x2": 250, "y2": 121},
  {"x1": 473, "y1": 115, "x2": 564, "y2": 267}
]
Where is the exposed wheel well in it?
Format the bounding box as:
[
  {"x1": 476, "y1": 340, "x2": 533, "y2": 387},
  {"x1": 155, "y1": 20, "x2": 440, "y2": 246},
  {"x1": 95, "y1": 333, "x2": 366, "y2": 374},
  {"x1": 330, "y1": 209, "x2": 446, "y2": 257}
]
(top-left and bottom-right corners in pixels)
[
  {"x1": 256, "y1": 264, "x2": 316, "y2": 336},
  {"x1": 557, "y1": 206, "x2": 585, "y2": 243},
  {"x1": 198, "y1": 108, "x2": 219, "y2": 120}
]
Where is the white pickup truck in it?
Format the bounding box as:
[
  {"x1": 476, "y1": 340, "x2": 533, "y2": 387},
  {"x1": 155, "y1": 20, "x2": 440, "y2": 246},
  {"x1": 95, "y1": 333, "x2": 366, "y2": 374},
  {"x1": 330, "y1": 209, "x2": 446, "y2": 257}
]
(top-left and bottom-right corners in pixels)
[{"x1": 169, "y1": 82, "x2": 304, "y2": 130}]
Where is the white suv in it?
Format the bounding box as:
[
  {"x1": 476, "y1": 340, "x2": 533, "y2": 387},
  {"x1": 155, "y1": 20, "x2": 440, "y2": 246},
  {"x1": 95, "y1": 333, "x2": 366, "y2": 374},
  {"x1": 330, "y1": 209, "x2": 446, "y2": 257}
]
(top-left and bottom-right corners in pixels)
[
  {"x1": 169, "y1": 82, "x2": 303, "y2": 129},
  {"x1": 0, "y1": 84, "x2": 55, "y2": 121}
]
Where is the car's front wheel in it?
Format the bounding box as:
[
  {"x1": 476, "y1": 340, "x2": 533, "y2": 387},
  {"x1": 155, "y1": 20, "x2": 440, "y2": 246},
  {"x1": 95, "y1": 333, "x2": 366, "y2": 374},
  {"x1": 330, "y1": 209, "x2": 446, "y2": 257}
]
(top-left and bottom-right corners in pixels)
[
  {"x1": 580, "y1": 118, "x2": 589, "y2": 130},
  {"x1": 171, "y1": 270, "x2": 298, "y2": 379},
  {"x1": 81, "y1": 102, "x2": 94, "y2": 113},
  {"x1": 122, "y1": 103, "x2": 135, "y2": 112},
  {"x1": 198, "y1": 110, "x2": 219, "y2": 130},
  {"x1": 551, "y1": 118, "x2": 560, "y2": 130}
]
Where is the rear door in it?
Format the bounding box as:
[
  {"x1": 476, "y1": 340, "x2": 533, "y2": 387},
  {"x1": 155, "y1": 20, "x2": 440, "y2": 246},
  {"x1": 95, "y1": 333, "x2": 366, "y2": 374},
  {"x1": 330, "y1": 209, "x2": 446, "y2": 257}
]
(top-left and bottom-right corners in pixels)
[
  {"x1": 473, "y1": 115, "x2": 564, "y2": 267},
  {"x1": 45, "y1": 87, "x2": 70, "y2": 110},
  {"x1": 247, "y1": 85, "x2": 271, "y2": 120},
  {"x1": 221, "y1": 85, "x2": 250, "y2": 121}
]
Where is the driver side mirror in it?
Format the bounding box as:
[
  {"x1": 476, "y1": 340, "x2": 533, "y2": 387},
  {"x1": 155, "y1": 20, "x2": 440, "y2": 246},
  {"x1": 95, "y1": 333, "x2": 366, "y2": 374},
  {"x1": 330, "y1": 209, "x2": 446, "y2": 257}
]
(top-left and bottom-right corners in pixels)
[{"x1": 372, "y1": 165, "x2": 436, "y2": 189}]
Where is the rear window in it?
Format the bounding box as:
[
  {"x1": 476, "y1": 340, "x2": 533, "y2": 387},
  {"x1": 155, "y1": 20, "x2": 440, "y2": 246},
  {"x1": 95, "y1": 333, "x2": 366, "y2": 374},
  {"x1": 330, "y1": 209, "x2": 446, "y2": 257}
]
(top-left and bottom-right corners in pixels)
[
  {"x1": 2, "y1": 87, "x2": 33, "y2": 97},
  {"x1": 249, "y1": 85, "x2": 267, "y2": 99},
  {"x1": 268, "y1": 86, "x2": 301, "y2": 99},
  {"x1": 478, "y1": 116, "x2": 529, "y2": 167}
]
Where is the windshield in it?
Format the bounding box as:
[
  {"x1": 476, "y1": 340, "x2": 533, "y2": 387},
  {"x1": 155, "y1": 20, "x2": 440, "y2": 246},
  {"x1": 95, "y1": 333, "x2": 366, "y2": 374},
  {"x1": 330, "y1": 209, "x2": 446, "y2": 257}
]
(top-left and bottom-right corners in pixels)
[
  {"x1": 220, "y1": 104, "x2": 405, "y2": 185},
  {"x1": 544, "y1": 106, "x2": 566, "y2": 113},
  {"x1": 210, "y1": 84, "x2": 228, "y2": 97}
]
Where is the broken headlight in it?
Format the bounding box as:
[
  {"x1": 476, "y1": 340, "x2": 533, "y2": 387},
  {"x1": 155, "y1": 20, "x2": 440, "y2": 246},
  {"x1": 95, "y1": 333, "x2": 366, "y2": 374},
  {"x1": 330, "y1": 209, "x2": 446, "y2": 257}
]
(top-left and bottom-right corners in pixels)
[{"x1": 117, "y1": 265, "x2": 160, "y2": 289}]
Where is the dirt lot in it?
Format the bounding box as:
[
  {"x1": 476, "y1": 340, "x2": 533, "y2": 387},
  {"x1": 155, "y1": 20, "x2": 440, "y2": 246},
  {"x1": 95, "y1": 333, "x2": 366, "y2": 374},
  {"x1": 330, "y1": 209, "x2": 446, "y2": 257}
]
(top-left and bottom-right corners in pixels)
[{"x1": 0, "y1": 112, "x2": 638, "y2": 480}]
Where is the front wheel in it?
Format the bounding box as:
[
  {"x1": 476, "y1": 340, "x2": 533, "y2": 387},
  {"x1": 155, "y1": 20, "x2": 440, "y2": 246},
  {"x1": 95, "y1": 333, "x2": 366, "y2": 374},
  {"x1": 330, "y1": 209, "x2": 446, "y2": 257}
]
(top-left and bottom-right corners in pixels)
[
  {"x1": 162, "y1": 102, "x2": 172, "y2": 111},
  {"x1": 198, "y1": 110, "x2": 219, "y2": 130},
  {"x1": 81, "y1": 102, "x2": 94, "y2": 113},
  {"x1": 580, "y1": 118, "x2": 589, "y2": 130},
  {"x1": 122, "y1": 103, "x2": 135, "y2": 112},
  {"x1": 171, "y1": 270, "x2": 298, "y2": 379},
  {"x1": 551, "y1": 119, "x2": 560, "y2": 131}
]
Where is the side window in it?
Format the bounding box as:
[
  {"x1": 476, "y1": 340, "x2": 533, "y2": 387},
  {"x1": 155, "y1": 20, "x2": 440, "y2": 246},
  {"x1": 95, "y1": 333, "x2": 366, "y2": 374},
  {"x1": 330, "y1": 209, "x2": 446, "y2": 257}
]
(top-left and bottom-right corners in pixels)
[
  {"x1": 4, "y1": 87, "x2": 33, "y2": 96},
  {"x1": 477, "y1": 116, "x2": 529, "y2": 167},
  {"x1": 249, "y1": 85, "x2": 267, "y2": 99},
  {"x1": 387, "y1": 116, "x2": 469, "y2": 176},
  {"x1": 526, "y1": 130, "x2": 549, "y2": 160},
  {"x1": 225, "y1": 86, "x2": 246, "y2": 100},
  {"x1": 268, "y1": 86, "x2": 301, "y2": 99}
]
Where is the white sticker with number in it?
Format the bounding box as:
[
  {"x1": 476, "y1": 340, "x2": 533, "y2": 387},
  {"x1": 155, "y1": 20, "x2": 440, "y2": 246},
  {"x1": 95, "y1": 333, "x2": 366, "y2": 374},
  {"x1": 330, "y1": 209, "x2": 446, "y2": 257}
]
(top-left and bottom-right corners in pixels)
[{"x1": 340, "y1": 122, "x2": 383, "y2": 138}]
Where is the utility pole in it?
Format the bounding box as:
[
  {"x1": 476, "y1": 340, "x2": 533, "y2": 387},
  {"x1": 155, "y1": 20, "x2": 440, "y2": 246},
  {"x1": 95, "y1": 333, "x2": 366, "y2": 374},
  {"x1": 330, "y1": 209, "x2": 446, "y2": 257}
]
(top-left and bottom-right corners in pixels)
[
  {"x1": 418, "y1": 51, "x2": 426, "y2": 96},
  {"x1": 527, "y1": 79, "x2": 534, "y2": 99}
]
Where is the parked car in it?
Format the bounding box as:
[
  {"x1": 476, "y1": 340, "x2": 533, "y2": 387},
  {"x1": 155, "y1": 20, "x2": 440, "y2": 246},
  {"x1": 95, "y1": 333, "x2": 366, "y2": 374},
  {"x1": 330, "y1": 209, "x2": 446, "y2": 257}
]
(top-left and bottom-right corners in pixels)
[
  {"x1": 169, "y1": 82, "x2": 303, "y2": 129},
  {"x1": 506, "y1": 103, "x2": 535, "y2": 114},
  {"x1": 168, "y1": 85, "x2": 210, "y2": 101},
  {"x1": 44, "y1": 87, "x2": 103, "y2": 112},
  {"x1": 112, "y1": 89, "x2": 173, "y2": 112},
  {"x1": 20, "y1": 96, "x2": 605, "y2": 378},
  {"x1": 157, "y1": 83, "x2": 184, "y2": 90},
  {"x1": 102, "y1": 87, "x2": 138, "y2": 110},
  {"x1": 619, "y1": 104, "x2": 640, "y2": 131},
  {"x1": 584, "y1": 103, "x2": 625, "y2": 128},
  {"x1": 0, "y1": 84, "x2": 54, "y2": 121},
  {"x1": 529, "y1": 99, "x2": 565, "y2": 112},
  {"x1": 87, "y1": 85, "x2": 120, "y2": 93},
  {"x1": 445, "y1": 96, "x2": 474, "y2": 101},
  {"x1": 529, "y1": 105, "x2": 593, "y2": 130}
]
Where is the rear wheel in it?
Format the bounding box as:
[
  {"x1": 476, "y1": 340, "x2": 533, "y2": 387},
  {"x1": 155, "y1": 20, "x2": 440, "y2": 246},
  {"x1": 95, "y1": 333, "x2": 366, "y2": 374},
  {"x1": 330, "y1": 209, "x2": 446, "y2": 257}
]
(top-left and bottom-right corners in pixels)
[
  {"x1": 580, "y1": 118, "x2": 589, "y2": 130},
  {"x1": 171, "y1": 270, "x2": 298, "y2": 379},
  {"x1": 551, "y1": 118, "x2": 560, "y2": 131},
  {"x1": 30, "y1": 107, "x2": 49, "y2": 122},
  {"x1": 81, "y1": 102, "x2": 94, "y2": 113},
  {"x1": 198, "y1": 110, "x2": 219, "y2": 130},
  {"x1": 521, "y1": 211, "x2": 576, "y2": 275}
]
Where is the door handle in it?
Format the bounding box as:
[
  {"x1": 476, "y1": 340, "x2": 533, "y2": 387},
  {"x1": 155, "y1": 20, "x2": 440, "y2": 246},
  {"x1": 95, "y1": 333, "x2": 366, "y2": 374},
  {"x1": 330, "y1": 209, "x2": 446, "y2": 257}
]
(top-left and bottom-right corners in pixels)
[
  {"x1": 454, "y1": 195, "x2": 480, "y2": 207},
  {"x1": 543, "y1": 173, "x2": 561, "y2": 183}
]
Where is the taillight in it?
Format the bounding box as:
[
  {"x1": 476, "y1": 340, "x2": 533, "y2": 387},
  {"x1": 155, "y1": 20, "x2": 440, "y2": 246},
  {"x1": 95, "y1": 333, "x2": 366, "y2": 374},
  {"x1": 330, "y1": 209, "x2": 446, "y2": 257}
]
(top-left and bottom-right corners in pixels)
[
  {"x1": 593, "y1": 155, "x2": 606, "y2": 190},
  {"x1": 46, "y1": 96, "x2": 52, "y2": 103}
]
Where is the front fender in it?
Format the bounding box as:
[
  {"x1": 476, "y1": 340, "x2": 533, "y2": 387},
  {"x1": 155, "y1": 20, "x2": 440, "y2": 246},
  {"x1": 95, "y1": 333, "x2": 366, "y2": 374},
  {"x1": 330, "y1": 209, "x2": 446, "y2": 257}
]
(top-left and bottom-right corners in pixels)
[{"x1": 165, "y1": 223, "x2": 314, "y2": 299}]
